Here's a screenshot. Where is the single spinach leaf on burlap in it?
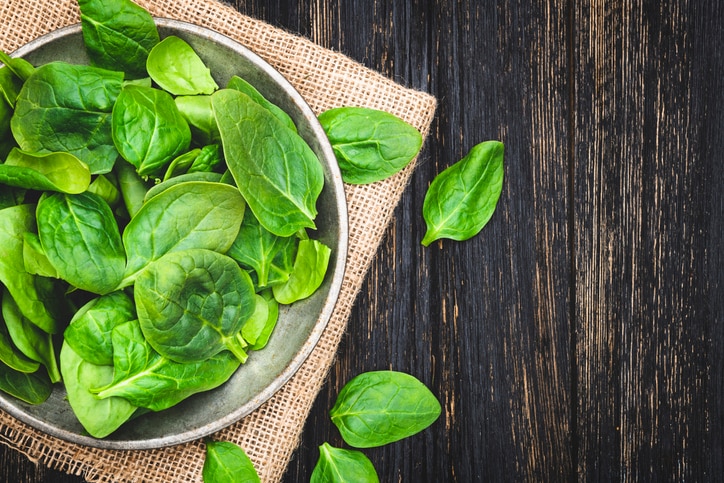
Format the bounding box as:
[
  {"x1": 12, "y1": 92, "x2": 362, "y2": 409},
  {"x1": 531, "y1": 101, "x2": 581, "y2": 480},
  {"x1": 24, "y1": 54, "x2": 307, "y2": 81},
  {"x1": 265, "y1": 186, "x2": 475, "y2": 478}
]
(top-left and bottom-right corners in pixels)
[
  {"x1": 122, "y1": 181, "x2": 245, "y2": 282},
  {"x1": 11, "y1": 62, "x2": 123, "y2": 174},
  {"x1": 329, "y1": 371, "x2": 441, "y2": 448},
  {"x1": 318, "y1": 106, "x2": 422, "y2": 184},
  {"x1": 64, "y1": 291, "x2": 136, "y2": 366},
  {"x1": 272, "y1": 239, "x2": 331, "y2": 305},
  {"x1": 212, "y1": 88, "x2": 324, "y2": 237},
  {"x1": 2, "y1": 290, "x2": 60, "y2": 383},
  {"x1": 0, "y1": 204, "x2": 58, "y2": 334},
  {"x1": 310, "y1": 443, "x2": 379, "y2": 483},
  {"x1": 77, "y1": 0, "x2": 160, "y2": 79},
  {"x1": 203, "y1": 440, "x2": 261, "y2": 483},
  {"x1": 147, "y1": 36, "x2": 218, "y2": 96},
  {"x1": 60, "y1": 341, "x2": 137, "y2": 438},
  {"x1": 0, "y1": 148, "x2": 91, "y2": 194},
  {"x1": 92, "y1": 319, "x2": 241, "y2": 412},
  {"x1": 227, "y1": 208, "x2": 297, "y2": 289},
  {"x1": 227, "y1": 75, "x2": 296, "y2": 132},
  {"x1": 0, "y1": 359, "x2": 51, "y2": 405},
  {"x1": 421, "y1": 140, "x2": 504, "y2": 246},
  {"x1": 36, "y1": 191, "x2": 125, "y2": 295},
  {"x1": 135, "y1": 249, "x2": 256, "y2": 364},
  {"x1": 112, "y1": 85, "x2": 191, "y2": 177}
]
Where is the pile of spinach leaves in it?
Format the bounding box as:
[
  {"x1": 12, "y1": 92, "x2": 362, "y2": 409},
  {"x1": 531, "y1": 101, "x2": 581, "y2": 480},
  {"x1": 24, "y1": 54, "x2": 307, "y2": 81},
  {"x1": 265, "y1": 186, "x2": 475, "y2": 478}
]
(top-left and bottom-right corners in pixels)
[{"x1": 0, "y1": 0, "x2": 331, "y2": 438}]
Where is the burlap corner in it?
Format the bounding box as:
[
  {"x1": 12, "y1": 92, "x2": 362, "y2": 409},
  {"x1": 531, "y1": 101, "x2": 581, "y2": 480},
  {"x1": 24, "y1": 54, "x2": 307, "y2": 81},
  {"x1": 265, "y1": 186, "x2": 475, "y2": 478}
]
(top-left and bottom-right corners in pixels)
[{"x1": 0, "y1": 1, "x2": 437, "y2": 481}]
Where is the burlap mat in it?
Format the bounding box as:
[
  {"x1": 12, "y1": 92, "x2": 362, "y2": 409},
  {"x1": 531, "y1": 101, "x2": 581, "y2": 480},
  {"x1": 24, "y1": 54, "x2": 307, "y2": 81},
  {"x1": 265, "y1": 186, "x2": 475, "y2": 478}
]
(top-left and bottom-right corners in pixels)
[{"x1": 0, "y1": 0, "x2": 436, "y2": 481}]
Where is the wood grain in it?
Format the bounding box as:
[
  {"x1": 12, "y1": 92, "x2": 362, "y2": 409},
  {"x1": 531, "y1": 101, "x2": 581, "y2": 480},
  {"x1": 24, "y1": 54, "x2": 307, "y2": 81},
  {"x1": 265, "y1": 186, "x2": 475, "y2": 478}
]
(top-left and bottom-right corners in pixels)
[{"x1": 1, "y1": 0, "x2": 722, "y2": 482}]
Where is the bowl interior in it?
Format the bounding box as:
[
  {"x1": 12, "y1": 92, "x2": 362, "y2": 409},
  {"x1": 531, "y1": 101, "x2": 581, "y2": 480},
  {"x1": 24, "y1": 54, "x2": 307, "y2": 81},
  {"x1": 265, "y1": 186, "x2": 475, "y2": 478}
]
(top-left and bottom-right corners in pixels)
[{"x1": 0, "y1": 19, "x2": 347, "y2": 450}]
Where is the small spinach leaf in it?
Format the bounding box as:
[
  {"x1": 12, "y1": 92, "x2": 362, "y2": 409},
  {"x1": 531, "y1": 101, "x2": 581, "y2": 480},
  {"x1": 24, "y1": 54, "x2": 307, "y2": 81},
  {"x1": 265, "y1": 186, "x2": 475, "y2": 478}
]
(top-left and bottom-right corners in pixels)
[
  {"x1": 212, "y1": 88, "x2": 324, "y2": 237},
  {"x1": 0, "y1": 310, "x2": 40, "y2": 374},
  {"x1": 202, "y1": 439, "x2": 261, "y2": 483},
  {"x1": 93, "y1": 319, "x2": 241, "y2": 411},
  {"x1": 36, "y1": 192, "x2": 126, "y2": 295},
  {"x1": 112, "y1": 84, "x2": 191, "y2": 177},
  {"x1": 310, "y1": 443, "x2": 379, "y2": 483},
  {"x1": 78, "y1": 0, "x2": 160, "y2": 78},
  {"x1": 147, "y1": 36, "x2": 218, "y2": 96},
  {"x1": 0, "y1": 359, "x2": 51, "y2": 405},
  {"x1": 0, "y1": 148, "x2": 91, "y2": 194},
  {"x1": 174, "y1": 95, "x2": 220, "y2": 145},
  {"x1": 318, "y1": 106, "x2": 422, "y2": 184},
  {"x1": 11, "y1": 61, "x2": 123, "y2": 174},
  {"x1": 421, "y1": 140, "x2": 504, "y2": 246},
  {"x1": 329, "y1": 370, "x2": 441, "y2": 448},
  {"x1": 135, "y1": 249, "x2": 256, "y2": 363},
  {"x1": 272, "y1": 239, "x2": 331, "y2": 305},
  {"x1": 241, "y1": 291, "x2": 279, "y2": 351}
]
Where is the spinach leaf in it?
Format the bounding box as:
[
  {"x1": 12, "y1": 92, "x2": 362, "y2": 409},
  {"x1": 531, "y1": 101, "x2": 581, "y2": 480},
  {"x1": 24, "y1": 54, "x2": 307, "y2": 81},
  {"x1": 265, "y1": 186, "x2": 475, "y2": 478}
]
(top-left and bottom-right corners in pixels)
[
  {"x1": 147, "y1": 36, "x2": 219, "y2": 96},
  {"x1": 174, "y1": 95, "x2": 220, "y2": 145},
  {"x1": 189, "y1": 144, "x2": 223, "y2": 173},
  {"x1": 93, "y1": 319, "x2": 240, "y2": 411},
  {"x1": 144, "y1": 171, "x2": 225, "y2": 202},
  {"x1": 122, "y1": 181, "x2": 245, "y2": 282},
  {"x1": 2, "y1": 290, "x2": 61, "y2": 383},
  {"x1": 272, "y1": 239, "x2": 331, "y2": 305},
  {"x1": 0, "y1": 204, "x2": 58, "y2": 333},
  {"x1": 0, "y1": 359, "x2": 51, "y2": 405},
  {"x1": 329, "y1": 371, "x2": 441, "y2": 448},
  {"x1": 0, "y1": 148, "x2": 91, "y2": 194},
  {"x1": 0, "y1": 64, "x2": 25, "y2": 106},
  {"x1": 0, "y1": 311, "x2": 40, "y2": 374},
  {"x1": 310, "y1": 443, "x2": 379, "y2": 483},
  {"x1": 22, "y1": 233, "x2": 59, "y2": 279},
  {"x1": 227, "y1": 208, "x2": 297, "y2": 289},
  {"x1": 115, "y1": 158, "x2": 149, "y2": 218},
  {"x1": 421, "y1": 140, "x2": 504, "y2": 246},
  {"x1": 64, "y1": 291, "x2": 136, "y2": 366},
  {"x1": 112, "y1": 84, "x2": 191, "y2": 177},
  {"x1": 163, "y1": 148, "x2": 201, "y2": 181},
  {"x1": 135, "y1": 249, "x2": 256, "y2": 364},
  {"x1": 226, "y1": 75, "x2": 296, "y2": 132},
  {"x1": 202, "y1": 440, "x2": 260, "y2": 483},
  {"x1": 241, "y1": 291, "x2": 279, "y2": 351},
  {"x1": 11, "y1": 62, "x2": 123, "y2": 174},
  {"x1": 59, "y1": 341, "x2": 137, "y2": 438},
  {"x1": 212, "y1": 88, "x2": 324, "y2": 237},
  {"x1": 87, "y1": 173, "x2": 121, "y2": 207},
  {"x1": 318, "y1": 106, "x2": 422, "y2": 184},
  {"x1": 0, "y1": 51, "x2": 35, "y2": 81},
  {"x1": 36, "y1": 192, "x2": 126, "y2": 295},
  {"x1": 77, "y1": 0, "x2": 160, "y2": 79}
]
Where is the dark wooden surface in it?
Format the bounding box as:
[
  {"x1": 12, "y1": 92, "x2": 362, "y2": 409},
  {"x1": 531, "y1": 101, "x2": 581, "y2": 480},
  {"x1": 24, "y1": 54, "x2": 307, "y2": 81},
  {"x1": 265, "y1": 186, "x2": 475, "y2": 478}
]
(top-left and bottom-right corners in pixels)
[{"x1": 2, "y1": 0, "x2": 723, "y2": 481}]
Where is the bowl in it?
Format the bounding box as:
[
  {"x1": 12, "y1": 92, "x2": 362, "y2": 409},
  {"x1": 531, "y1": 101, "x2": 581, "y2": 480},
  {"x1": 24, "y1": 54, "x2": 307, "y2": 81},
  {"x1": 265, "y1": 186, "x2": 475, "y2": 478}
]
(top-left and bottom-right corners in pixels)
[{"x1": 0, "y1": 18, "x2": 348, "y2": 450}]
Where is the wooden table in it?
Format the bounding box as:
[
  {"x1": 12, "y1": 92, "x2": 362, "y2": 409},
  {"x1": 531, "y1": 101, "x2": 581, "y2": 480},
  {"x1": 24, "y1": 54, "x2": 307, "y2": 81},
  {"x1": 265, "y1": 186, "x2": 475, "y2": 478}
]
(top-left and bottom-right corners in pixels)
[{"x1": 2, "y1": 0, "x2": 722, "y2": 481}]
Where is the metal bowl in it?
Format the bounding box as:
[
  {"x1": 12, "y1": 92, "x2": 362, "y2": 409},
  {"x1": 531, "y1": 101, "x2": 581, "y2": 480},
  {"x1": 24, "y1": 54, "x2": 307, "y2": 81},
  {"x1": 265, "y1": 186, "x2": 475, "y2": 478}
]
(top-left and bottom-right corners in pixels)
[{"x1": 0, "y1": 18, "x2": 348, "y2": 450}]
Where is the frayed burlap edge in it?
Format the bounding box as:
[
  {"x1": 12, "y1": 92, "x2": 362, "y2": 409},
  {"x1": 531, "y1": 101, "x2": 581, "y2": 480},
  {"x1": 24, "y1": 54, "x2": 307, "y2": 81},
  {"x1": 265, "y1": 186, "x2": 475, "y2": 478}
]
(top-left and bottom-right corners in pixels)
[{"x1": 0, "y1": 1, "x2": 437, "y2": 481}]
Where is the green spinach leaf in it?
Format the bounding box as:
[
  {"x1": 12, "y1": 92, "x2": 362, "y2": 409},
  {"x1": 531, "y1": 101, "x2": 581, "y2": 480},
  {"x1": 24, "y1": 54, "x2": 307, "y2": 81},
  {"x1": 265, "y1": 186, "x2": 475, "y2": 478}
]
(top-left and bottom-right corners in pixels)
[
  {"x1": 36, "y1": 192, "x2": 126, "y2": 295},
  {"x1": 114, "y1": 158, "x2": 150, "y2": 218},
  {"x1": 272, "y1": 239, "x2": 331, "y2": 305},
  {"x1": 202, "y1": 439, "x2": 260, "y2": 483},
  {"x1": 212, "y1": 88, "x2": 324, "y2": 237},
  {"x1": 0, "y1": 359, "x2": 51, "y2": 405},
  {"x1": 11, "y1": 61, "x2": 123, "y2": 174},
  {"x1": 0, "y1": 148, "x2": 91, "y2": 194},
  {"x1": 93, "y1": 319, "x2": 241, "y2": 411},
  {"x1": 112, "y1": 84, "x2": 191, "y2": 177},
  {"x1": 147, "y1": 36, "x2": 218, "y2": 96},
  {"x1": 0, "y1": 311, "x2": 40, "y2": 374},
  {"x1": 421, "y1": 140, "x2": 504, "y2": 246},
  {"x1": 318, "y1": 106, "x2": 422, "y2": 184},
  {"x1": 135, "y1": 249, "x2": 256, "y2": 363},
  {"x1": 310, "y1": 443, "x2": 379, "y2": 483},
  {"x1": 22, "y1": 233, "x2": 59, "y2": 279},
  {"x1": 329, "y1": 370, "x2": 441, "y2": 448},
  {"x1": 78, "y1": 0, "x2": 160, "y2": 78},
  {"x1": 226, "y1": 75, "x2": 296, "y2": 132},
  {"x1": 174, "y1": 95, "x2": 220, "y2": 145},
  {"x1": 241, "y1": 291, "x2": 279, "y2": 351}
]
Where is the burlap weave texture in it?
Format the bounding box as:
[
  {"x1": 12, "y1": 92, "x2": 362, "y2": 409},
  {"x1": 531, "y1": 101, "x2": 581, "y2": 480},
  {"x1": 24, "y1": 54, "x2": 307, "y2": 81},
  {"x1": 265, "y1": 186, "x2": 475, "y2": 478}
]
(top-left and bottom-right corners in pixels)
[{"x1": 0, "y1": 0, "x2": 437, "y2": 481}]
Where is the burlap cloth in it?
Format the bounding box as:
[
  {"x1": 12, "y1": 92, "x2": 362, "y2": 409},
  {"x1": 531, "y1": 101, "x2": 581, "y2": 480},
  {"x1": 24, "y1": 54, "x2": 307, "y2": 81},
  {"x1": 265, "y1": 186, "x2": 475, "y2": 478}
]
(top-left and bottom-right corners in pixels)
[{"x1": 0, "y1": 0, "x2": 436, "y2": 481}]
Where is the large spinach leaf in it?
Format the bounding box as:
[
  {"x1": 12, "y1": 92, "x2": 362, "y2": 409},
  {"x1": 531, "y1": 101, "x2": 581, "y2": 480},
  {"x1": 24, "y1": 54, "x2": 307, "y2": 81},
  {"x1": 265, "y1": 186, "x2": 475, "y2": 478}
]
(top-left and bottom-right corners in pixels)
[
  {"x1": 122, "y1": 181, "x2": 245, "y2": 282},
  {"x1": 318, "y1": 106, "x2": 422, "y2": 184},
  {"x1": 92, "y1": 319, "x2": 240, "y2": 411},
  {"x1": 421, "y1": 140, "x2": 504, "y2": 246},
  {"x1": 0, "y1": 148, "x2": 91, "y2": 194},
  {"x1": 329, "y1": 371, "x2": 441, "y2": 448},
  {"x1": 202, "y1": 440, "x2": 261, "y2": 483},
  {"x1": 11, "y1": 62, "x2": 123, "y2": 174},
  {"x1": 147, "y1": 36, "x2": 218, "y2": 96},
  {"x1": 310, "y1": 443, "x2": 379, "y2": 483},
  {"x1": 226, "y1": 75, "x2": 296, "y2": 132},
  {"x1": 36, "y1": 192, "x2": 126, "y2": 295},
  {"x1": 112, "y1": 84, "x2": 191, "y2": 177},
  {"x1": 78, "y1": 0, "x2": 160, "y2": 78},
  {"x1": 212, "y1": 88, "x2": 323, "y2": 237},
  {"x1": 59, "y1": 341, "x2": 137, "y2": 438},
  {"x1": 135, "y1": 249, "x2": 256, "y2": 364}
]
